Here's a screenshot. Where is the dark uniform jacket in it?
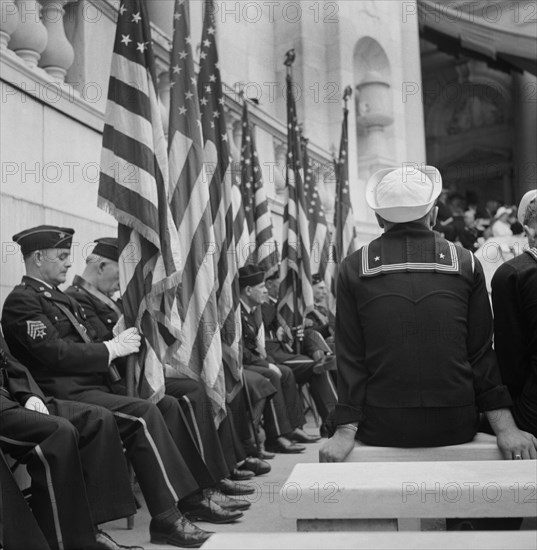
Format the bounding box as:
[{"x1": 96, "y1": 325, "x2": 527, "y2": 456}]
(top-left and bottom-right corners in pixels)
[
  {"x1": 1, "y1": 276, "x2": 110, "y2": 400},
  {"x1": 241, "y1": 302, "x2": 272, "y2": 368},
  {"x1": 0, "y1": 332, "x2": 45, "y2": 408},
  {"x1": 334, "y1": 223, "x2": 512, "y2": 445},
  {"x1": 491, "y1": 248, "x2": 537, "y2": 435}
]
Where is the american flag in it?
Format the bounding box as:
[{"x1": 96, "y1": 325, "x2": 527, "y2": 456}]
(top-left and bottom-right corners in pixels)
[
  {"x1": 327, "y1": 99, "x2": 357, "y2": 317},
  {"x1": 301, "y1": 135, "x2": 331, "y2": 278},
  {"x1": 239, "y1": 102, "x2": 279, "y2": 276},
  {"x1": 98, "y1": 0, "x2": 182, "y2": 402},
  {"x1": 334, "y1": 102, "x2": 357, "y2": 262},
  {"x1": 198, "y1": 0, "x2": 242, "y2": 400},
  {"x1": 277, "y1": 59, "x2": 314, "y2": 333},
  {"x1": 167, "y1": 0, "x2": 225, "y2": 423}
]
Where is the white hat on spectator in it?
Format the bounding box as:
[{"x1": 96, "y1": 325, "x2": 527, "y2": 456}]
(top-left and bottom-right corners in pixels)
[
  {"x1": 366, "y1": 164, "x2": 442, "y2": 223},
  {"x1": 518, "y1": 190, "x2": 537, "y2": 224}
]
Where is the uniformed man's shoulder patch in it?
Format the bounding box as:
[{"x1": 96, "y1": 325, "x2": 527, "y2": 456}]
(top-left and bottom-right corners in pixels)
[{"x1": 26, "y1": 320, "x2": 47, "y2": 339}]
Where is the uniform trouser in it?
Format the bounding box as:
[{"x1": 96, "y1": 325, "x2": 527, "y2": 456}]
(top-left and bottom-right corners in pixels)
[
  {"x1": 0, "y1": 397, "x2": 135, "y2": 550},
  {"x1": 226, "y1": 387, "x2": 264, "y2": 460},
  {"x1": 244, "y1": 364, "x2": 305, "y2": 440},
  {"x1": 0, "y1": 449, "x2": 50, "y2": 550},
  {"x1": 219, "y1": 404, "x2": 247, "y2": 467},
  {"x1": 265, "y1": 342, "x2": 337, "y2": 422},
  {"x1": 164, "y1": 378, "x2": 230, "y2": 484},
  {"x1": 70, "y1": 388, "x2": 199, "y2": 517}
]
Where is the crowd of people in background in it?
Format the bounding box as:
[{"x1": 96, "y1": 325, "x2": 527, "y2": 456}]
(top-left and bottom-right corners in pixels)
[{"x1": 434, "y1": 188, "x2": 524, "y2": 251}]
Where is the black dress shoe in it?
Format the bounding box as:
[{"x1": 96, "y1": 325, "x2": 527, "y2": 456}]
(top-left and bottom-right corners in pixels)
[
  {"x1": 239, "y1": 457, "x2": 271, "y2": 476},
  {"x1": 256, "y1": 448, "x2": 275, "y2": 460},
  {"x1": 91, "y1": 531, "x2": 144, "y2": 550},
  {"x1": 205, "y1": 489, "x2": 251, "y2": 511},
  {"x1": 312, "y1": 354, "x2": 336, "y2": 374},
  {"x1": 149, "y1": 516, "x2": 212, "y2": 548},
  {"x1": 229, "y1": 467, "x2": 255, "y2": 480},
  {"x1": 180, "y1": 496, "x2": 243, "y2": 524},
  {"x1": 265, "y1": 436, "x2": 306, "y2": 454},
  {"x1": 217, "y1": 478, "x2": 256, "y2": 496},
  {"x1": 289, "y1": 428, "x2": 321, "y2": 444}
]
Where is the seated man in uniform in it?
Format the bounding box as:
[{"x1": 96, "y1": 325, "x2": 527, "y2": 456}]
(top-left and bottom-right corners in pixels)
[
  {"x1": 263, "y1": 272, "x2": 337, "y2": 430},
  {"x1": 492, "y1": 189, "x2": 537, "y2": 442},
  {"x1": 66, "y1": 237, "x2": 264, "y2": 505},
  {"x1": 0, "y1": 331, "x2": 140, "y2": 550},
  {"x1": 239, "y1": 265, "x2": 317, "y2": 453},
  {"x1": 320, "y1": 165, "x2": 537, "y2": 463},
  {"x1": 1, "y1": 225, "x2": 242, "y2": 548},
  {"x1": 305, "y1": 274, "x2": 334, "y2": 343}
]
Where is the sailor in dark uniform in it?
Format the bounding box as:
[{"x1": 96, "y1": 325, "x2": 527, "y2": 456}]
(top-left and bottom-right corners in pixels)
[
  {"x1": 1, "y1": 225, "x2": 240, "y2": 548},
  {"x1": 0, "y1": 330, "x2": 139, "y2": 550}
]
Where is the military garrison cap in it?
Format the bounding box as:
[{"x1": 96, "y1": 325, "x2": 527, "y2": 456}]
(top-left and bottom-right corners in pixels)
[
  {"x1": 92, "y1": 237, "x2": 118, "y2": 261},
  {"x1": 13, "y1": 225, "x2": 74, "y2": 255},
  {"x1": 238, "y1": 264, "x2": 265, "y2": 288}
]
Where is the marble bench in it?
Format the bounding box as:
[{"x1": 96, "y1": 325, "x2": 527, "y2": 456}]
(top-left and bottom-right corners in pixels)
[
  {"x1": 200, "y1": 531, "x2": 537, "y2": 550},
  {"x1": 344, "y1": 433, "x2": 503, "y2": 463},
  {"x1": 280, "y1": 461, "x2": 537, "y2": 531}
]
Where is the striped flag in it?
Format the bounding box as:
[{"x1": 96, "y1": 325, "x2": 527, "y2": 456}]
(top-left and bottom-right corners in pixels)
[
  {"x1": 167, "y1": 0, "x2": 225, "y2": 422},
  {"x1": 334, "y1": 103, "x2": 357, "y2": 262},
  {"x1": 277, "y1": 61, "x2": 314, "y2": 332},
  {"x1": 198, "y1": 0, "x2": 242, "y2": 400},
  {"x1": 98, "y1": 0, "x2": 182, "y2": 402},
  {"x1": 239, "y1": 102, "x2": 279, "y2": 276},
  {"x1": 327, "y1": 100, "x2": 357, "y2": 317},
  {"x1": 301, "y1": 136, "x2": 331, "y2": 278}
]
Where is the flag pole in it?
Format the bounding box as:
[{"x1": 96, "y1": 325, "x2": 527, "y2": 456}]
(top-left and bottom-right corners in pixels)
[{"x1": 284, "y1": 49, "x2": 302, "y2": 354}]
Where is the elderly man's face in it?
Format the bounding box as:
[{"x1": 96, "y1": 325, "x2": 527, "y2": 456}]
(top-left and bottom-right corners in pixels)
[
  {"x1": 247, "y1": 282, "x2": 268, "y2": 306},
  {"x1": 313, "y1": 281, "x2": 326, "y2": 302},
  {"x1": 99, "y1": 260, "x2": 120, "y2": 297},
  {"x1": 34, "y1": 248, "x2": 72, "y2": 286}
]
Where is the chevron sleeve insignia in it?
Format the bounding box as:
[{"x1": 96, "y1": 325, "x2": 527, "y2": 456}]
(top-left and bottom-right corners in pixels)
[{"x1": 26, "y1": 320, "x2": 47, "y2": 339}]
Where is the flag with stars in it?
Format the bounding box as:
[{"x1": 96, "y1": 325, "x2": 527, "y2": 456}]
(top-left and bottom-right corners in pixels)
[
  {"x1": 334, "y1": 103, "x2": 357, "y2": 263},
  {"x1": 277, "y1": 70, "x2": 314, "y2": 333},
  {"x1": 98, "y1": 0, "x2": 182, "y2": 402},
  {"x1": 238, "y1": 101, "x2": 279, "y2": 276},
  {"x1": 327, "y1": 102, "x2": 357, "y2": 317},
  {"x1": 198, "y1": 0, "x2": 242, "y2": 400},
  {"x1": 301, "y1": 135, "x2": 331, "y2": 278},
  {"x1": 167, "y1": 0, "x2": 225, "y2": 423}
]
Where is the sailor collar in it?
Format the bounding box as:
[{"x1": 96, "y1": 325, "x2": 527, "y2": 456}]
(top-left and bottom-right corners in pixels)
[
  {"x1": 526, "y1": 247, "x2": 537, "y2": 263},
  {"x1": 359, "y1": 224, "x2": 464, "y2": 278}
]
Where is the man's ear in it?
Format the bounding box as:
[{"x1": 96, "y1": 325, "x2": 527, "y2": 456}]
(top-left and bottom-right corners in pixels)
[
  {"x1": 523, "y1": 224, "x2": 536, "y2": 241},
  {"x1": 374, "y1": 213, "x2": 384, "y2": 229},
  {"x1": 99, "y1": 261, "x2": 107, "y2": 273},
  {"x1": 33, "y1": 250, "x2": 43, "y2": 266}
]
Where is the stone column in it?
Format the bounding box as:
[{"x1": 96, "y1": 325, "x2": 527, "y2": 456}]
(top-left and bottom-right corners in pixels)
[
  {"x1": 0, "y1": 0, "x2": 19, "y2": 50},
  {"x1": 355, "y1": 70, "x2": 394, "y2": 176},
  {"x1": 146, "y1": 0, "x2": 173, "y2": 38},
  {"x1": 273, "y1": 141, "x2": 287, "y2": 195},
  {"x1": 8, "y1": 0, "x2": 48, "y2": 68},
  {"x1": 38, "y1": 0, "x2": 75, "y2": 82}
]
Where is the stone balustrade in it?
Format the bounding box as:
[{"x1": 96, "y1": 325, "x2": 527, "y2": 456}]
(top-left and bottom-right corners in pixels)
[{"x1": 1, "y1": 0, "x2": 74, "y2": 82}]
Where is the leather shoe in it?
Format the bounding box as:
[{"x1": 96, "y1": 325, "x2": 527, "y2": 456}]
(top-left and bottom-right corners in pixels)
[
  {"x1": 205, "y1": 488, "x2": 251, "y2": 511},
  {"x1": 289, "y1": 427, "x2": 321, "y2": 444},
  {"x1": 265, "y1": 436, "x2": 305, "y2": 454},
  {"x1": 229, "y1": 467, "x2": 255, "y2": 480},
  {"x1": 91, "y1": 531, "x2": 144, "y2": 550},
  {"x1": 239, "y1": 457, "x2": 271, "y2": 476},
  {"x1": 256, "y1": 448, "x2": 275, "y2": 460},
  {"x1": 312, "y1": 354, "x2": 336, "y2": 374},
  {"x1": 179, "y1": 495, "x2": 243, "y2": 524},
  {"x1": 217, "y1": 478, "x2": 256, "y2": 496},
  {"x1": 149, "y1": 516, "x2": 212, "y2": 548}
]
